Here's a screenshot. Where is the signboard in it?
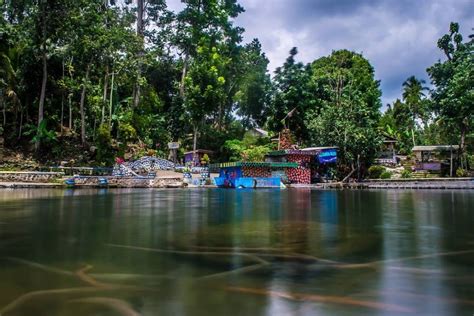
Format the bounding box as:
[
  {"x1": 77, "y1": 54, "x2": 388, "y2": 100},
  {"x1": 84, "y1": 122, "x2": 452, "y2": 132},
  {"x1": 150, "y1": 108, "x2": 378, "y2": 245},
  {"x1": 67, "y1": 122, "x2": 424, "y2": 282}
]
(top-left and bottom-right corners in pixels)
[
  {"x1": 318, "y1": 149, "x2": 337, "y2": 164},
  {"x1": 168, "y1": 142, "x2": 180, "y2": 149}
]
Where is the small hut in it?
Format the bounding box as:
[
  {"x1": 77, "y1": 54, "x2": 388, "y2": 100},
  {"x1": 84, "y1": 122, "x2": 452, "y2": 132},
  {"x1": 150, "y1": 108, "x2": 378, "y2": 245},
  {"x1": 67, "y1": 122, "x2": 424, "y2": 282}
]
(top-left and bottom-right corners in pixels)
[
  {"x1": 375, "y1": 135, "x2": 398, "y2": 165},
  {"x1": 265, "y1": 147, "x2": 337, "y2": 184},
  {"x1": 412, "y1": 145, "x2": 459, "y2": 176},
  {"x1": 184, "y1": 149, "x2": 214, "y2": 167}
]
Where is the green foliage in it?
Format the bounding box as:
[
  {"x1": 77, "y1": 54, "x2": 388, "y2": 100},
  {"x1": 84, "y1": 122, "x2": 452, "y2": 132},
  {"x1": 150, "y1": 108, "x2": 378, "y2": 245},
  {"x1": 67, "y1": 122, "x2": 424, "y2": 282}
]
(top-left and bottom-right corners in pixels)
[
  {"x1": 402, "y1": 76, "x2": 429, "y2": 127},
  {"x1": 456, "y1": 167, "x2": 468, "y2": 177},
  {"x1": 96, "y1": 124, "x2": 114, "y2": 165},
  {"x1": 368, "y1": 165, "x2": 386, "y2": 179},
  {"x1": 306, "y1": 50, "x2": 382, "y2": 167},
  {"x1": 401, "y1": 169, "x2": 412, "y2": 178},
  {"x1": 235, "y1": 39, "x2": 272, "y2": 128},
  {"x1": 118, "y1": 122, "x2": 137, "y2": 141},
  {"x1": 380, "y1": 171, "x2": 392, "y2": 179},
  {"x1": 268, "y1": 47, "x2": 314, "y2": 141},
  {"x1": 223, "y1": 139, "x2": 246, "y2": 162},
  {"x1": 241, "y1": 146, "x2": 270, "y2": 162},
  {"x1": 427, "y1": 22, "x2": 473, "y2": 153},
  {"x1": 223, "y1": 131, "x2": 273, "y2": 162},
  {"x1": 201, "y1": 153, "x2": 210, "y2": 165},
  {"x1": 24, "y1": 120, "x2": 57, "y2": 146},
  {"x1": 0, "y1": 1, "x2": 470, "y2": 175}
]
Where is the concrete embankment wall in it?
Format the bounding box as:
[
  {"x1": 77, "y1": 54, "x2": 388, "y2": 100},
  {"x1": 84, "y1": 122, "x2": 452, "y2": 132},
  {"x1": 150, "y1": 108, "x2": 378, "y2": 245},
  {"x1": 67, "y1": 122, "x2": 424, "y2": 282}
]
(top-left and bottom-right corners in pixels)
[
  {"x1": 350, "y1": 178, "x2": 474, "y2": 189},
  {"x1": 0, "y1": 171, "x2": 64, "y2": 183},
  {"x1": 73, "y1": 176, "x2": 184, "y2": 188},
  {"x1": 0, "y1": 171, "x2": 184, "y2": 188}
]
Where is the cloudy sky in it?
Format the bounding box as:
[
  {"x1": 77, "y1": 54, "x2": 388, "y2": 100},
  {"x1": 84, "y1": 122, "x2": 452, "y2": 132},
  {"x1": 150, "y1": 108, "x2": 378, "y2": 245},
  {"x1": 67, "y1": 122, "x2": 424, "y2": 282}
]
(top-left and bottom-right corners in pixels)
[{"x1": 168, "y1": 0, "x2": 472, "y2": 108}]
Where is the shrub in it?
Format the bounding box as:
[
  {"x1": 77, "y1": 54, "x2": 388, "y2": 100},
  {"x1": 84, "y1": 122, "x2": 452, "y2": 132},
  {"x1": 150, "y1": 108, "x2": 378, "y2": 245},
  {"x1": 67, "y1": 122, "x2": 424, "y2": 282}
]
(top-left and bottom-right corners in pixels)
[
  {"x1": 401, "y1": 169, "x2": 412, "y2": 178},
  {"x1": 241, "y1": 145, "x2": 271, "y2": 162},
  {"x1": 467, "y1": 154, "x2": 474, "y2": 169},
  {"x1": 456, "y1": 168, "x2": 468, "y2": 177},
  {"x1": 96, "y1": 124, "x2": 114, "y2": 165},
  {"x1": 201, "y1": 153, "x2": 210, "y2": 165},
  {"x1": 368, "y1": 165, "x2": 385, "y2": 179},
  {"x1": 380, "y1": 171, "x2": 392, "y2": 179},
  {"x1": 118, "y1": 122, "x2": 137, "y2": 141}
]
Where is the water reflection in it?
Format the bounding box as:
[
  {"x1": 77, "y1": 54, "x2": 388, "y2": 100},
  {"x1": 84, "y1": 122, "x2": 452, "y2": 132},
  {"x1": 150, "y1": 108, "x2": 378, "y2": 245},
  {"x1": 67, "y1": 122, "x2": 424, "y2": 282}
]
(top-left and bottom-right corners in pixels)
[{"x1": 0, "y1": 188, "x2": 473, "y2": 315}]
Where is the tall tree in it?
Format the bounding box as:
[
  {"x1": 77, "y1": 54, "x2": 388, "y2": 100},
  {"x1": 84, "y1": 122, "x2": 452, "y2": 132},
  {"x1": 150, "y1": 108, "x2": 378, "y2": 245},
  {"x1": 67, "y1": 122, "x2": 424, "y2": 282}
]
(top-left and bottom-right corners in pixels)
[
  {"x1": 427, "y1": 22, "x2": 473, "y2": 161},
  {"x1": 268, "y1": 47, "x2": 314, "y2": 141},
  {"x1": 402, "y1": 75, "x2": 429, "y2": 127},
  {"x1": 183, "y1": 39, "x2": 228, "y2": 158},
  {"x1": 305, "y1": 50, "x2": 382, "y2": 173},
  {"x1": 235, "y1": 39, "x2": 271, "y2": 128}
]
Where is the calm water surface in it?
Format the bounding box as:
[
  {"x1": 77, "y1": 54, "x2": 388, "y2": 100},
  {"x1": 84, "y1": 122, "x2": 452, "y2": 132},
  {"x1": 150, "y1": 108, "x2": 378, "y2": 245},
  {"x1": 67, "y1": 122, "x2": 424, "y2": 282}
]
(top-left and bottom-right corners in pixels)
[{"x1": 0, "y1": 188, "x2": 473, "y2": 316}]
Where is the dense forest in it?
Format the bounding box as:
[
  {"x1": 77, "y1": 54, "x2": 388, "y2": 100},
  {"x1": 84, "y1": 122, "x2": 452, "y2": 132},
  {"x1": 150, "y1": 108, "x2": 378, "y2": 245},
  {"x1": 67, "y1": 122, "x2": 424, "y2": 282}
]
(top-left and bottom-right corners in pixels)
[{"x1": 0, "y1": 1, "x2": 472, "y2": 174}]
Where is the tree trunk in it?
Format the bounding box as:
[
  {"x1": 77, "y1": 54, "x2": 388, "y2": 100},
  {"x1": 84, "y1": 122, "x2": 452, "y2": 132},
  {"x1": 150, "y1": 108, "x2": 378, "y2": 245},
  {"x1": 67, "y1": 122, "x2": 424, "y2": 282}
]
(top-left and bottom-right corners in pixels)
[
  {"x1": 35, "y1": 5, "x2": 48, "y2": 151},
  {"x1": 101, "y1": 64, "x2": 109, "y2": 125},
  {"x1": 179, "y1": 54, "x2": 188, "y2": 98},
  {"x1": 133, "y1": 0, "x2": 144, "y2": 108},
  {"x1": 18, "y1": 105, "x2": 23, "y2": 139},
  {"x1": 80, "y1": 63, "x2": 91, "y2": 145},
  {"x1": 108, "y1": 70, "x2": 115, "y2": 128},
  {"x1": 192, "y1": 124, "x2": 198, "y2": 167},
  {"x1": 218, "y1": 103, "x2": 223, "y2": 130},
  {"x1": 60, "y1": 59, "x2": 65, "y2": 135},
  {"x1": 0, "y1": 90, "x2": 5, "y2": 127},
  {"x1": 459, "y1": 120, "x2": 467, "y2": 169},
  {"x1": 460, "y1": 121, "x2": 467, "y2": 154},
  {"x1": 68, "y1": 94, "x2": 72, "y2": 130},
  {"x1": 60, "y1": 95, "x2": 64, "y2": 136}
]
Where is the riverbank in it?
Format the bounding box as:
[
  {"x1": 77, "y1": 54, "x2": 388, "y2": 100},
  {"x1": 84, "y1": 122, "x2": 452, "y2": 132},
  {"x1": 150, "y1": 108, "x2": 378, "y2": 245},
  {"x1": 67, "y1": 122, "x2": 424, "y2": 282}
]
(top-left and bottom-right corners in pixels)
[
  {"x1": 1, "y1": 171, "x2": 473, "y2": 189},
  {"x1": 310, "y1": 177, "x2": 474, "y2": 190}
]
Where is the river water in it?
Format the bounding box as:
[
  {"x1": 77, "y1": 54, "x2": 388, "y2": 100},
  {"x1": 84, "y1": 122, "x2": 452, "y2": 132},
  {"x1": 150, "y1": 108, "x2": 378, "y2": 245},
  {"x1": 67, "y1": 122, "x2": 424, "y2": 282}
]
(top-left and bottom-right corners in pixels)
[{"x1": 0, "y1": 188, "x2": 473, "y2": 316}]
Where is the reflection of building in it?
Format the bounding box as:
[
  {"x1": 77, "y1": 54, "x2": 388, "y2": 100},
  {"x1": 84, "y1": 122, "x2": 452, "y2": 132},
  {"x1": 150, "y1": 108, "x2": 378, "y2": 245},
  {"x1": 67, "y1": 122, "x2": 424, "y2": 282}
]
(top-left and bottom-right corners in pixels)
[
  {"x1": 412, "y1": 145, "x2": 459, "y2": 176},
  {"x1": 184, "y1": 149, "x2": 214, "y2": 167},
  {"x1": 213, "y1": 147, "x2": 338, "y2": 187},
  {"x1": 213, "y1": 162, "x2": 298, "y2": 188},
  {"x1": 266, "y1": 147, "x2": 338, "y2": 184}
]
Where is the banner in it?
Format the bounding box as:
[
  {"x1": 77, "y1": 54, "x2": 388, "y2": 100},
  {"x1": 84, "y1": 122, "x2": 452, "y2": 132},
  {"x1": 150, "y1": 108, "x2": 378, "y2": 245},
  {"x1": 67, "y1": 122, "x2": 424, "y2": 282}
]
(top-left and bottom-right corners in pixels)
[{"x1": 318, "y1": 149, "x2": 337, "y2": 164}]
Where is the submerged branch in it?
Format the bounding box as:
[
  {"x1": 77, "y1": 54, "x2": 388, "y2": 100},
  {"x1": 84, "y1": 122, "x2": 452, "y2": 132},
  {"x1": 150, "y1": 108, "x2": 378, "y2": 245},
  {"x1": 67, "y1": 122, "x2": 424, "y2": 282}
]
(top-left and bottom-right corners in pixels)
[
  {"x1": 199, "y1": 263, "x2": 269, "y2": 280},
  {"x1": 224, "y1": 286, "x2": 414, "y2": 313},
  {"x1": 67, "y1": 296, "x2": 141, "y2": 316},
  {"x1": 106, "y1": 243, "x2": 269, "y2": 265},
  {"x1": 5, "y1": 257, "x2": 74, "y2": 277}
]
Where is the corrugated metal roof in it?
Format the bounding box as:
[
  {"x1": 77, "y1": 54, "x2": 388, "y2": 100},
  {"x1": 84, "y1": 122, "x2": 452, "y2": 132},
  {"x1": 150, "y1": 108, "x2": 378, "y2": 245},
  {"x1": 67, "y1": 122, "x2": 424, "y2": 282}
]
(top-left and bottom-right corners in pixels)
[
  {"x1": 210, "y1": 162, "x2": 298, "y2": 168},
  {"x1": 183, "y1": 149, "x2": 214, "y2": 155},
  {"x1": 301, "y1": 146, "x2": 338, "y2": 151},
  {"x1": 267, "y1": 147, "x2": 337, "y2": 156},
  {"x1": 412, "y1": 145, "x2": 459, "y2": 151}
]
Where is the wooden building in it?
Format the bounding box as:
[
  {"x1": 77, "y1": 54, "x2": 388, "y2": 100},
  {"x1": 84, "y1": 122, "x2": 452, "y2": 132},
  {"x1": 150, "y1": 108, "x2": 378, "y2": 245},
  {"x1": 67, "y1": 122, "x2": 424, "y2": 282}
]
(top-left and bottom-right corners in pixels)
[{"x1": 412, "y1": 145, "x2": 459, "y2": 176}]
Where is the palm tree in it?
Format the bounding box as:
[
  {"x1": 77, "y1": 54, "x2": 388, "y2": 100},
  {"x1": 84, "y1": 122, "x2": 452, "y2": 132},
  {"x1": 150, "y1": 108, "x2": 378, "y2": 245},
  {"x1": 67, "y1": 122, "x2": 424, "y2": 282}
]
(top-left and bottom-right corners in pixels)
[{"x1": 402, "y1": 76, "x2": 429, "y2": 125}]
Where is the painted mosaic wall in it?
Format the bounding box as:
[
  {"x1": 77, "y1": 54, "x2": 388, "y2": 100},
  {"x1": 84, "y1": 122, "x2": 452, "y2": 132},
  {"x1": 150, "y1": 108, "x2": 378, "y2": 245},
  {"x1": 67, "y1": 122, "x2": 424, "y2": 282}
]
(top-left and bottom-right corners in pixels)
[
  {"x1": 285, "y1": 154, "x2": 312, "y2": 184},
  {"x1": 242, "y1": 167, "x2": 272, "y2": 178}
]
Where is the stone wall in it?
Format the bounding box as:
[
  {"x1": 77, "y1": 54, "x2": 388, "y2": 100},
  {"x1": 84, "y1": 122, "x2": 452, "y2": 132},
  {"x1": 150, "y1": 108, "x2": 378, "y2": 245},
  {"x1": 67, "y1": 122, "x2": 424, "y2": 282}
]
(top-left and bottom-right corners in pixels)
[
  {"x1": 73, "y1": 176, "x2": 183, "y2": 188},
  {"x1": 285, "y1": 154, "x2": 311, "y2": 184},
  {"x1": 0, "y1": 171, "x2": 64, "y2": 183},
  {"x1": 242, "y1": 167, "x2": 271, "y2": 178}
]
